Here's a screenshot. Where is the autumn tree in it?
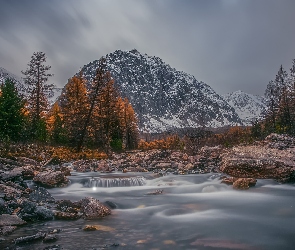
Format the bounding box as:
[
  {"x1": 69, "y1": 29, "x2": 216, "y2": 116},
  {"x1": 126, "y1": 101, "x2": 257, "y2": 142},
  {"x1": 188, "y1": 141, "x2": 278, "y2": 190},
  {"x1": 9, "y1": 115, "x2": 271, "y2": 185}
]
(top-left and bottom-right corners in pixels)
[
  {"x1": 22, "y1": 51, "x2": 54, "y2": 141},
  {"x1": 117, "y1": 97, "x2": 139, "y2": 149},
  {"x1": 75, "y1": 59, "x2": 108, "y2": 152},
  {"x1": 88, "y1": 69, "x2": 120, "y2": 153},
  {"x1": 60, "y1": 73, "x2": 89, "y2": 146},
  {"x1": 47, "y1": 102, "x2": 66, "y2": 144},
  {"x1": 0, "y1": 79, "x2": 25, "y2": 142}
]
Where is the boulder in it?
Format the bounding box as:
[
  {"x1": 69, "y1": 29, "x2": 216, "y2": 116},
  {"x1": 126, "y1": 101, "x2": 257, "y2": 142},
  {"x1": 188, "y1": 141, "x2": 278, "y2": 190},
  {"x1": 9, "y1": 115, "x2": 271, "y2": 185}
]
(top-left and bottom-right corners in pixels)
[
  {"x1": 0, "y1": 225, "x2": 17, "y2": 235},
  {"x1": 29, "y1": 187, "x2": 55, "y2": 203},
  {"x1": 0, "y1": 184, "x2": 22, "y2": 200},
  {"x1": 0, "y1": 214, "x2": 26, "y2": 226},
  {"x1": 78, "y1": 197, "x2": 111, "y2": 219},
  {"x1": 33, "y1": 171, "x2": 68, "y2": 188},
  {"x1": 17, "y1": 199, "x2": 54, "y2": 222},
  {"x1": 0, "y1": 167, "x2": 23, "y2": 181},
  {"x1": 221, "y1": 177, "x2": 238, "y2": 185},
  {"x1": 220, "y1": 145, "x2": 295, "y2": 182},
  {"x1": 233, "y1": 178, "x2": 257, "y2": 190}
]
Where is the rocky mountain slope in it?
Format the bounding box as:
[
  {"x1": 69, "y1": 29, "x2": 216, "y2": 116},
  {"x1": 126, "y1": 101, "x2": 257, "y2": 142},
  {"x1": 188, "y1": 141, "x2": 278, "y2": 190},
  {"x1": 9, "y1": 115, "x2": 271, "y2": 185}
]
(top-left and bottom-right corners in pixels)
[
  {"x1": 0, "y1": 67, "x2": 24, "y2": 91},
  {"x1": 77, "y1": 49, "x2": 242, "y2": 132},
  {"x1": 222, "y1": 90, "x2": 267, "y2": 125}
]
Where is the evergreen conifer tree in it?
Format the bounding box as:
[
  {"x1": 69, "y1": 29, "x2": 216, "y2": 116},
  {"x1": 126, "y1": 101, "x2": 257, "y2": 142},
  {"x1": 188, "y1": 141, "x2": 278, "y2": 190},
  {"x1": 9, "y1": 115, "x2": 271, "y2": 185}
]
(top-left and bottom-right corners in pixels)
[
  {"x1": 0, "y1": 79, "x2": 25, "y2": 142},
  {"x1": 22, "y1": 51, "x2": 54, "y2": 141}
]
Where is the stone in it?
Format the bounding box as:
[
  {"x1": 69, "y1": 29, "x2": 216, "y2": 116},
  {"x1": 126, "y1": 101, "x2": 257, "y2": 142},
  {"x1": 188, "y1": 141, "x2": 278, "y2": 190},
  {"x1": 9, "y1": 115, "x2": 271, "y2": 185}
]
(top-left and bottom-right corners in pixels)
[
  {"x1": 17, "y1": 199, "x2": 53, "y2": 222},
  {"x1": 146, "y1": 189, "x2": 163, "y2": 195},
  {"x1": 54, "y1": 211, "x2": 81, "y2": 220},
  {"x1": 78, "y1": 197, "x2": 111, "y2": 219},
  {"x1": 43, "y1": 234, "x2": 58, "y2": 243},
  {"x1": 0, "y1": 214, "x2": 26, "y2": 226},
  {"x1": 56, "y1": 199, "x2": 79, "y2": 213},
  {"x1": 0, "y1": 198, "x2": 10, "y2": 214},
  {"x1": 14, "y1": 232, "x2": 46, "y2": 244},
  {"x1": 43, "y1": 245, "x2": 62, "y2": 250},
  {"x1": 0, "y1": 184, "x2": 22, "y2": 200},
  {"x1": 83, "y1": 224, "x2": 114, "y2": 231},
  {"x1": 35, "y1": 206, "x2": 54, "y2": 220},
  {"x1": 83, "y1": 225, "x2": 97, "y2": 231},
  {"x1": 220, "y1": 145, "x2": 295, "y2": 182},
  {"x1": 29, "y1": 187, "x2": 55, "y2": 203},
  {"x1": 0, "y1": 225, "x2": 17, "y2": 235},
  {"x1": 33, "y1": 171, "x2": 68, "y2": 188},
  {"x1": 221, "y1": 177, "x2": 238, "y2": 185},
  {"x1": 0, "y1": 167, "x2": 23, "y2": 181},
  {"x1": 233, "y1": 178, "x2": 257, "y2": 190}
]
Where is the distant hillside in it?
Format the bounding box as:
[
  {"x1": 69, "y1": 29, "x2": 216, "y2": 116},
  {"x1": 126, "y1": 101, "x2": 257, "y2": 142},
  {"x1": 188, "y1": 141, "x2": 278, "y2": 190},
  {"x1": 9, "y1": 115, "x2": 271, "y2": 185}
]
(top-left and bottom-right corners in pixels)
[{"x1": 222, "y1": 90, "x2": 267, "y2": 125}]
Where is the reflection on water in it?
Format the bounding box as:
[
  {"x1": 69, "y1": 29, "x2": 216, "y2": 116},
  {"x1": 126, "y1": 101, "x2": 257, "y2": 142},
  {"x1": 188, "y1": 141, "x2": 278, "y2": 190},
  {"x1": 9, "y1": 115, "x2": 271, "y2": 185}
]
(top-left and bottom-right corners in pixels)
[{"x1": 2, "y1": 172, "x2": 295, "y2": 250}]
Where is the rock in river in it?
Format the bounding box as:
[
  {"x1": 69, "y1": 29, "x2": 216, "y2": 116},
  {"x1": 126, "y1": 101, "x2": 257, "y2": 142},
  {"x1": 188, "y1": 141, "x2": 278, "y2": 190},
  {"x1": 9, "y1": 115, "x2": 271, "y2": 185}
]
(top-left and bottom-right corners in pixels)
[
  {"x1": 78, "y1": 197, "x2": 111, "y2": 219},
  {"x1": 33, "y1": 170, "x2": 68, "y2": 188}
]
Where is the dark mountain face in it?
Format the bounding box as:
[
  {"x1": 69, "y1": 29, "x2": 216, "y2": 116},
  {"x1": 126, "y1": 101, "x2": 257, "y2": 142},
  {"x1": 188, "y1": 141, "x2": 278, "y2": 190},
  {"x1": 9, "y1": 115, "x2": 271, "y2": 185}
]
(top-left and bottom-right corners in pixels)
[{"x1": 75, "y1": 49, "x2": 242, "y2": 132}]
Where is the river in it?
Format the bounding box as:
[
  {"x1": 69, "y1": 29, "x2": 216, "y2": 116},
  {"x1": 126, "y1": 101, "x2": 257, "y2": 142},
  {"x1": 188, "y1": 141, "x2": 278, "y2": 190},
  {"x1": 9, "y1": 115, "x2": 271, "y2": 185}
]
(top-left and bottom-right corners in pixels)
[{"x1": 3, "y1": 172, "x2": 295, "y2": 249}]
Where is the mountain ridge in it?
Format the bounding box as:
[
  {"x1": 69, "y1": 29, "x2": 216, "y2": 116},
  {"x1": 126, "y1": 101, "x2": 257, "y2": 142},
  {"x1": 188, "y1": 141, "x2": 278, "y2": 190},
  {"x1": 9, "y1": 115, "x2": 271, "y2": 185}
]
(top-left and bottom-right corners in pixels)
[{"x1": 77, "y1": 49, "x2": 243, "y2": 132}]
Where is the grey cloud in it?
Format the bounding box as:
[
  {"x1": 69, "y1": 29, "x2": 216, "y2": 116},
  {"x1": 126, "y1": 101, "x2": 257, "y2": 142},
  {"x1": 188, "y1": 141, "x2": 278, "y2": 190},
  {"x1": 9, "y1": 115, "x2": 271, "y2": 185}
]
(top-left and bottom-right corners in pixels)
[{"x1": 0, "y1": 0, "x2": 295, "y2": 95}]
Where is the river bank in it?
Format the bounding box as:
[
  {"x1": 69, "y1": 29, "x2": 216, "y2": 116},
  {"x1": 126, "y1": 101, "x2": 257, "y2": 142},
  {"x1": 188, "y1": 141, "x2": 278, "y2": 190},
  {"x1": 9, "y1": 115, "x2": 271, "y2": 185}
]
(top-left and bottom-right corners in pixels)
[{"x1": 0, "y1": 133, "x2": 294, "y2": 249}]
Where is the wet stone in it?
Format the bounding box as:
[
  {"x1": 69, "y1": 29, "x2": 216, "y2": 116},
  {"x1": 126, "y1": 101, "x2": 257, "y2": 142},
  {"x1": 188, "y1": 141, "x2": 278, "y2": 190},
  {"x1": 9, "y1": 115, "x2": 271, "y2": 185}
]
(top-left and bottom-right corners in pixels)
[
  {"x1": 14, "y1": 231, "x2": 46, "y2": 244},
  {"x1": 0, "y1": 225, "x2": 17, "y2": 235},
  {"x1": 43, "y1": 234, "x2": 58, "y2": 243},
  {"x1": 29, "y1": 186, "x2": 55, "y2": 203},
  {"x1": 0, "y1": 214, "x2": 26, "y2": 226}
]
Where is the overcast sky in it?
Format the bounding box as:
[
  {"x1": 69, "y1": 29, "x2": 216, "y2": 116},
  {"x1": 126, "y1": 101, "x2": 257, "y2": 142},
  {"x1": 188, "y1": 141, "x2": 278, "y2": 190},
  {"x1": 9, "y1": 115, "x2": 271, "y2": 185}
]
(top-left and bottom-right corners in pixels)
[{"x1": 1, "y1": 0, "x2": 295, "y2": 95}]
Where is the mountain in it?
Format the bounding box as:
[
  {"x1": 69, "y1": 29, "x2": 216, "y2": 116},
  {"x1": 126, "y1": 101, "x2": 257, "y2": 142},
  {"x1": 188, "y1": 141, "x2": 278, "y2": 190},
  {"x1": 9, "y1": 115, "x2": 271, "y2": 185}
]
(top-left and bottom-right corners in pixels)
[
  {"x1": 0, "y1": 67, "x2": 23, "y2": 90},
  {"x1": 74, "y1": 49, "x2": 242, "y2": 132},
  {"x1": 222, "y1": 90, "x2": 267, "y2": 125}
]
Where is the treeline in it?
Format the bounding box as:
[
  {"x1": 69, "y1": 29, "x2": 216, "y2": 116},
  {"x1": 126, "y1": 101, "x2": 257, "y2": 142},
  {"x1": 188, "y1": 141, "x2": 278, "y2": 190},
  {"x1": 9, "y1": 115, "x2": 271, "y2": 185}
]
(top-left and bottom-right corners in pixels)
[
  {"x1": 254, "y1": 59, "x2": 295, "y2": 137},
  {"x1": 0, "y1": 52, "x2": 139, "y2": 154}
]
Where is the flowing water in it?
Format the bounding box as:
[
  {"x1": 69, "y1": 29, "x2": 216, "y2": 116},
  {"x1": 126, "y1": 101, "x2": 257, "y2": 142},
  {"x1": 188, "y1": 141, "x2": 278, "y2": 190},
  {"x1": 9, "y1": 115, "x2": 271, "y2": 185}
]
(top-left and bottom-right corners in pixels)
[{"x1": 2, "y1": 172, "x2": 295, "y2": 250}]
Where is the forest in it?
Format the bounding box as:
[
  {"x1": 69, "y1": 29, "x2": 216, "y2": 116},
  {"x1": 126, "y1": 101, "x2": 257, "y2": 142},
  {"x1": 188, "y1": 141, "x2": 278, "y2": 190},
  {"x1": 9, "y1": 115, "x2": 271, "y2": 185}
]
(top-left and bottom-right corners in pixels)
[
  {"x1": 0, "y1": 52, "x2": 138, "y2": 158},
  {"x1": 1, "y1": 52, "x2": 295, "y2": 159}
]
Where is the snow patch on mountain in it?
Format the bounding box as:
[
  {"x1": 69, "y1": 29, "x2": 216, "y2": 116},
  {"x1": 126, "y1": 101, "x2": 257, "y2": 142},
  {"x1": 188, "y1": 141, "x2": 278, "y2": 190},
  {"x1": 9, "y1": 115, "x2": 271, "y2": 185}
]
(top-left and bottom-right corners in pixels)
[
  {"x1": 0, "y1": 67, "x2": 24, "y2": 91},
  {"x1": 78, "y1": 49, "x2": 242, "y2": 132},
  {"x1": 222, "y1": 90, "x2": 267, "y2": 125}
]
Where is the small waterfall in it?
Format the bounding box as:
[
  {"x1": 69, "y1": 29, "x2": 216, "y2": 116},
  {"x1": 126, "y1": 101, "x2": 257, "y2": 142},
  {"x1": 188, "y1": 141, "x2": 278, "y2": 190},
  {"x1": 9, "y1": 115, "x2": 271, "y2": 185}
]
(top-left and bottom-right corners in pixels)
[{"x1": 85, "y1": 176, "x2": 146, "y2": 188}]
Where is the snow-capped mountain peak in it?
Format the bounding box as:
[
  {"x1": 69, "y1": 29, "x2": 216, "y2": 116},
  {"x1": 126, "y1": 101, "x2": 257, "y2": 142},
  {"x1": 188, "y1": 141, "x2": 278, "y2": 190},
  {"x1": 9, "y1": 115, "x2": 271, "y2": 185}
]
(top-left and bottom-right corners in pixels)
[
  {"x1": 222, "y1": 90, "x2": 267, "y2": 125},
  {"x1": 75, "y1": 49, "x2": 243, "y2": 132}
]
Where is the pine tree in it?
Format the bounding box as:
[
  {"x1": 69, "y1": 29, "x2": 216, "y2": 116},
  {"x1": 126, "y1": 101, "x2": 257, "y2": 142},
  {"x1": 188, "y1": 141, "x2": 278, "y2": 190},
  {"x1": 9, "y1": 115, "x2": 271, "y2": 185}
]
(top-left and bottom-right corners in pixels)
[
  {"x1": 60, "y1": 73, "x2": 89, "y2": 146},
  {"x1": 265, "y1": 65, "x2": 289, "y2": 133},
  {"x1": 0, "y1": 79, "x2": 25, "y2": 142},
  {"x1": 22, "y1": 51, "x2": 54, "y2": 141},
  {"x1": 289, "y1": 59, "x2": 295, "y2": 134}
]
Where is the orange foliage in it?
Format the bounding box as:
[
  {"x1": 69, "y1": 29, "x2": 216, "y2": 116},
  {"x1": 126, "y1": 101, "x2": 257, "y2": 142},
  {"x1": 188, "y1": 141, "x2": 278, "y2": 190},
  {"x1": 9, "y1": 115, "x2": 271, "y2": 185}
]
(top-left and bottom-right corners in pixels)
[{"x1": 138, "y1": 135, "x2": 183, "y2": 150}]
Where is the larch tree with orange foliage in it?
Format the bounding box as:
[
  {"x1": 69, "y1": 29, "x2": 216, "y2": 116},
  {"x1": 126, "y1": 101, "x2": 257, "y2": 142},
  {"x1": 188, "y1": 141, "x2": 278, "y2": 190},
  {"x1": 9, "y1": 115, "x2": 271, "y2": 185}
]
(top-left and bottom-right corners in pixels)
[
  {"x1": 47, "y1": 102, "x2": 66, "y2": 144},
  {"x1": 93, "y1": 70, "x2": 120, "y2": 154},
  {"x1": 120, "y1": 97, "x2": 139, "y2": 149},
  {"x1": 60, "y1": 73, "x2": 89, "y2": 146}
]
